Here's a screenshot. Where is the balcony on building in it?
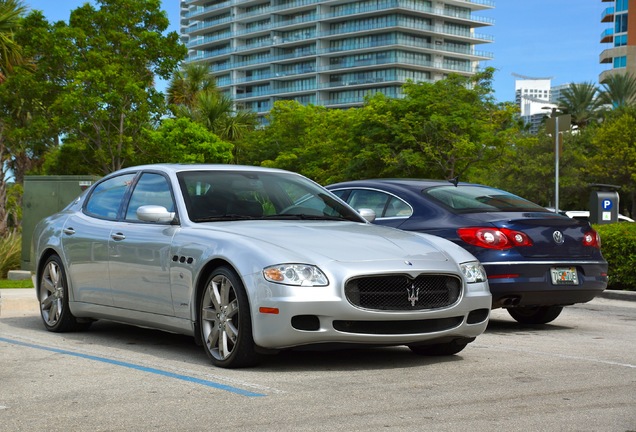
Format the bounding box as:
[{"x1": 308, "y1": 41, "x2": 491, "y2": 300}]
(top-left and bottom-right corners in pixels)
[
  {"x1": 599, "y1": 48, "x2": 614, "y2": 64},
  {"x1": 601, "y1": 7, "x2": 615, "y2": 23},
  {"x1": 600, "y1": 28, "x2": 614, "y2": 44}
]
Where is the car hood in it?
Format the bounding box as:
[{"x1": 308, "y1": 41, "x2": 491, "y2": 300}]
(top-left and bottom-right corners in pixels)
[{"x1": 199, "y1": 221, "x2": 455, "y2": 264}]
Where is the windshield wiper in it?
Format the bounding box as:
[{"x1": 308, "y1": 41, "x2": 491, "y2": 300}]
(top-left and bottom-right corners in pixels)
[
  {"x1": 263, "y1": 214, "x2": 350, "y2": 221},
  {"x1": 192, "y1": 214, "x2": 258, "y2": 222}
]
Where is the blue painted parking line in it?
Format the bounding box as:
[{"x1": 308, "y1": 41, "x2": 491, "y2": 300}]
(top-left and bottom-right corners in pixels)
[{"x1": 0, "y1": 337, "x2": 265, "y2": 397}]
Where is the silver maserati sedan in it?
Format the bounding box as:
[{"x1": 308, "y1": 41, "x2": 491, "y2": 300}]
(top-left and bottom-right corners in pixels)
[{"x1": 32, "y1": 164, "x2": 491, "y2": 368}]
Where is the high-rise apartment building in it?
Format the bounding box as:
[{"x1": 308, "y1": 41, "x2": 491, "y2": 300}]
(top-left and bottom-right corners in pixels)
[
  {"x1": 600, "y1": 0, "x2": 636, "y2": 82},
  {"x1": 180, "y1": 0, "x2": 494, "y2": 115},
  {"x1": 514, "y1": 75, "x2": 552, "y2": 134},
  {"x1": 514, "y1": 75, "x2": 572, "y2": 134}
]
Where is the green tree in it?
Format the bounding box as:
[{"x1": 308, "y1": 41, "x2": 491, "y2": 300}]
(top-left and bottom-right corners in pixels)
[
  {"x1": 167, "y1": 64, "x2": 258, "y2": 147},
  {"x1": 250, "y1": 101, "x2": 358, "y2": 183},
  {"x1": 557, "y1": 82, "x2": 603, "y2": 129},
  {"x1": 472, "y1": 122, "x2": 597, "y2": 211},
  {"x1": 599, "y1": 73, "x2": 636, "y2": 108},
  {"x1": 585, "y1": 110, "x2": 636, "y2": 216},
  {"x1": 350, "y1": 68, "x2": 514, "y2": 180},
  {"x1": 50, "y1": 0, "x2": 186, "y2": 175},
  {"x1": 140, "y1": 117, "x2": 233, "y2": 164},
  {"x1": 0, "y1": 0, "x2": 27, "y2": 83},
  {"x1": 1, "y1": 12, "x2": 65, "y2": 183},
  {"x1": 167, "y1": 62, "x2": 217, "y2": 109},
  {"x1": 243, "y1": 70, "x2": 516, "y2": 185},
  {"x1": 0, "y1": 0, "x2": 29, "y2": 235}
]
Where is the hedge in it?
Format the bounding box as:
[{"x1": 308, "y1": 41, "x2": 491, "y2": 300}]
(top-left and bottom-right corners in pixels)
[{"x1": 595, "y1": 222, "x2": 636, "y2": 291}]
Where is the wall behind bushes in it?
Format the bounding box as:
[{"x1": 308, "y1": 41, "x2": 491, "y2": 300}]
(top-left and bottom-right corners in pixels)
[{"x1": 596, "y1": 223, "x2": 636, "y2": 291}]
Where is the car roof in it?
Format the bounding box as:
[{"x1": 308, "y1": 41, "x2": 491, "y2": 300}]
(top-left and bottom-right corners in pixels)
[
  {"x1": 108, "y1": 164, "x2": 293, "y2": 176},
  {"x1": 328, "y1": 178, "x2": 482, "y2": 191}
]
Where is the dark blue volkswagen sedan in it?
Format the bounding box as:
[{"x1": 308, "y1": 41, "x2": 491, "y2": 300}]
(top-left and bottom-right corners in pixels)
[{"x1": 327, "y1": 179, "x2": 608, "y2": 324}]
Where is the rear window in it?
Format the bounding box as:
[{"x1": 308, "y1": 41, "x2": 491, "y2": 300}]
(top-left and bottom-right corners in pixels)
[{"x1": 425, "y1": 185, "x2": 548, "y2": 213}]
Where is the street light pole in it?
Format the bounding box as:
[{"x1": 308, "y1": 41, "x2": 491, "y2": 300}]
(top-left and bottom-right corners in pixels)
[
  {"x1": 554, "y1": 115, "x2": 559, "y2": 213},
  {"x1": 543, "y1": 107, "x2": 570, "y2": 213}
]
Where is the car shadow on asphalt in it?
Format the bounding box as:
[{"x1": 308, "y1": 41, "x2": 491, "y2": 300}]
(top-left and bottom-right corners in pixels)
[
  {"x1": 260, "y1": 345, "x2": 467, "y2": 371},
  {"x1": 485, "y1": 317, "x2": 573, "y2": 334},
  {"x1": 1, "y1": 314, "x2": 574, "y2": 372},
  {"x1": 2, "y1": 316, "x2": 464, "y2": 371}
]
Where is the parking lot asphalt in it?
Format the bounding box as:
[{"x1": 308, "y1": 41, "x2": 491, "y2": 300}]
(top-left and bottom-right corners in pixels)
[{"x1": 1, "y1": 287, "x2": 635, "y2": 317}]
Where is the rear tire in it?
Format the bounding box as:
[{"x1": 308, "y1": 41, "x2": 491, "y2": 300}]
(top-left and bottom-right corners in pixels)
[
  {"x1": 507, "y1": 305, "x2": 563, "y2": 324},
  {"x1": 38, "y1": 255, "x2": 91, "y2": 332},
  {"x1": 199, "y1": 266, "x2": 262, "y2": 368}
]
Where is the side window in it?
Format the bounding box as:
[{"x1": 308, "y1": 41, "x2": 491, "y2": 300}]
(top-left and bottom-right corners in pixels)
[
  {"x1": 125, "y1": 173, "x2": 174, "y2": 221},
  {"x1": 347, "y1": 190, "x2": 389, "y2": 217},
  {"x1": 84, "y1": 174, "x2": 136, "y2": 220},
  {"x1": 384, "y1": 196, "x2": 413, "y2": 218},
  {"x1": 330, "y1": 190, "x2": 347, "y2": 199}
]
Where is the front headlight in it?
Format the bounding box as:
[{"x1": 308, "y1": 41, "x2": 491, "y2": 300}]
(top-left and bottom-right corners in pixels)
[
  {"x1": 460, "y1": 261, "x2": 487, "y2": 283},
  {"x1": 263, "y1": 264, "x2": 329, "y2": 286}
]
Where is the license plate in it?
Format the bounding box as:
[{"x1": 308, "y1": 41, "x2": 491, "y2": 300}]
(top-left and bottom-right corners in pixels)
[{"x1": 550, "y1": 267, "x2": 579, "y2": 285}]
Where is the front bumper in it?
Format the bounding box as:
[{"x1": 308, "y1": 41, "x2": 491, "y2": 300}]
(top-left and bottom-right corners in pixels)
[{"x1": 247, "y1": 276, "x2": 491, "y2": 350}]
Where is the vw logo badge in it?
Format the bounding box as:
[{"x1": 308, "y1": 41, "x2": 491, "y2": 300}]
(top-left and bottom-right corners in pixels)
[{"x1": 553, "y1": 231, "x2": 564, "y2": 245}]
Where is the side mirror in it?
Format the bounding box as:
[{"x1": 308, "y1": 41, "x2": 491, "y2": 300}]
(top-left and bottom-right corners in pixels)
[
  {"x1": 357, "y1": 208, "x2": 376, "y2": 223},
  {"x1": 137, "y1": 205, "x2": 176, "y2": 223}
]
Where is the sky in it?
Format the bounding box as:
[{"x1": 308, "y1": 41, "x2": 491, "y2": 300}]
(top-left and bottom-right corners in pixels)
[{"x1": 23, "y1": 0, "x2": 609, "y2": 103}]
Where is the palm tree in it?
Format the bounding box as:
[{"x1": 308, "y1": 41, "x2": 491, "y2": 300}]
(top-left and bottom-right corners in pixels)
[
  {"x1": 167, "y1": 63, "x2": 257, "y2": 144},
  {"x1": 599, "y1": 73, "x2": 636, "y2": 108},
  {"x1": 0, "y1": 0, "x2": 26, "y2": 83},
  {"x1": 167, "y1": 63, "x2": 217, "y2": 108},
  {"x1": 557, "y1": 82, "x2": 603, "y2": 129}
]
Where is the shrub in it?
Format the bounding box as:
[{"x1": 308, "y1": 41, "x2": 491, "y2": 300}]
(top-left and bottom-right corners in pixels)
[
  {"x1": 0, "y1": 231, "x2": 21, "y2": 279},
  {"x1": 595, "y1": 223, "x2": 636, "y2": 291}
]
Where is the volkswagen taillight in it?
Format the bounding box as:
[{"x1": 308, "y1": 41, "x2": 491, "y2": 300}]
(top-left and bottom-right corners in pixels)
[{"x1": 457, "y1": 227, "x2": 533, "y2": 250}]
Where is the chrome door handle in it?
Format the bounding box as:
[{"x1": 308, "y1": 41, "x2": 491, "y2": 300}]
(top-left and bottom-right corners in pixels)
[
  {"x1": 111, "y1": 232, "x2": 126, "y2": 241},
  {"x1": 63, "y1": 227, "x2": 75, "y2": 235}
]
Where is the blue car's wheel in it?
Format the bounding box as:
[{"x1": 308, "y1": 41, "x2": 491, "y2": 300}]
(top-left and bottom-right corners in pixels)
[{"x1": 507, "y1": 305, "x2": 563, "y2": 324}]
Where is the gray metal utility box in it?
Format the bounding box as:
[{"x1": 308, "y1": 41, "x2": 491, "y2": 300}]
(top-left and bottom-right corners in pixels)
[{"x1": 21, "y1": 175, "x2": 99, "y2": 270}]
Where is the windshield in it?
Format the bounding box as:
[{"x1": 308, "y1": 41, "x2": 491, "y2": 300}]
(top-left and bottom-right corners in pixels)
[
  {"x1": 425, "y1": 185, "x2": 549, "y2": 213},
  {"x1": 177, "y1": 170, "x2": 364, "y2": 223}
]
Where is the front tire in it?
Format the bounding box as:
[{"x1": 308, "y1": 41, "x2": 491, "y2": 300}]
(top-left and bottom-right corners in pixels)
[
  {"x1": 199, "y1": 266, "x2": 261, "y2": 368},
  {"x1": 507, "y1": 305, "x2": 563, "y2": 324},
  {"x1": 38, "y1": 255, "x2": 91, "y2": 332}
]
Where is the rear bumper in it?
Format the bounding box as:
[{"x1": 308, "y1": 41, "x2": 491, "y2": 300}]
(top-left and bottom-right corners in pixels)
[{"x1": 482, "y1": 260, "x2": 608, "y2": 308}]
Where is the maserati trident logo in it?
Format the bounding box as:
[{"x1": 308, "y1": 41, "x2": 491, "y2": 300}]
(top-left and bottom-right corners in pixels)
[
  {"x1": 407, "y1": 284, "x2": 419, "y2": 306},
  {"x1": 553, "y1": 230, "x2": 564, "y2": 245}
]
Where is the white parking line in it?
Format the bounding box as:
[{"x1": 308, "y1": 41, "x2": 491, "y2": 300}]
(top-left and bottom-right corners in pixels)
[{"x1": 1, "y1": 336, "x2": 272, "y2": 397}]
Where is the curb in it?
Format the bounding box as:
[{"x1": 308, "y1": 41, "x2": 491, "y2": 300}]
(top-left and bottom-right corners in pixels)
[
  {"x1": 598, "y1": 289, "x2": 636, "y2": 302},
  {"x1": 0, "y1": 288, "x2": 38, "y2": 317}
]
